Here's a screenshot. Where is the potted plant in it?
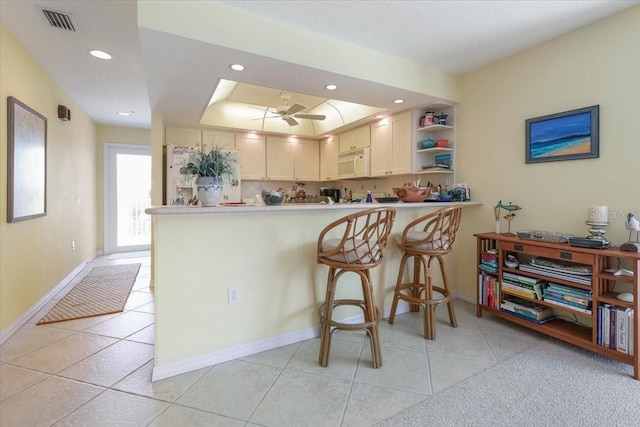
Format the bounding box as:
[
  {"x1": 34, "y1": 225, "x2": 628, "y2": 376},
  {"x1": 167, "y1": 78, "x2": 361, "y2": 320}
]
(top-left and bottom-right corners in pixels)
[{"x1": 186, "y1": 146, "x2": 236, "y2": 206}]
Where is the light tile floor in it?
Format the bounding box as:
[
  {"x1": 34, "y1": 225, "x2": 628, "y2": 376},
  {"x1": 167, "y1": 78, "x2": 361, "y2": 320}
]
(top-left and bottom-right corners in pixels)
[{"x1": 0, "y1": 254, "x2": 545, "y2": 427}]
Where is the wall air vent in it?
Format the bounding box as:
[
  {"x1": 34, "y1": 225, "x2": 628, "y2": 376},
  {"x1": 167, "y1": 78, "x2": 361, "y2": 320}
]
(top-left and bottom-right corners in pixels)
[{"x1": 41, "y1": 9, "x2": 78, "y2": 32}]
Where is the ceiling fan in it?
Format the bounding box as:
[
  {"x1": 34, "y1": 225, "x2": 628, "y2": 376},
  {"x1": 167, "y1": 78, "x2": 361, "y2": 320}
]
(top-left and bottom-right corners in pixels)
[{"x1": 265, "y1": 93, "x2": 326, "y2": 126}]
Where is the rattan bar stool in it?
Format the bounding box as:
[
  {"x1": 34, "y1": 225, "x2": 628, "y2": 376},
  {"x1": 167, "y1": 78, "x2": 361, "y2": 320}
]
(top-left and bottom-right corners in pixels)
[
  {"x1": 317, "y1": 207, "x2": 396, "y2": 368},
  {"x1": 388, "y1": 205, "x2": 463, "y2": 340}
]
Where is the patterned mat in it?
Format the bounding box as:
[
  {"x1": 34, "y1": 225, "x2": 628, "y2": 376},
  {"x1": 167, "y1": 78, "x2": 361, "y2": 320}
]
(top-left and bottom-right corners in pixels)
[{"x1": 37, "y1": 263, "x2": 141, "y2": 324}]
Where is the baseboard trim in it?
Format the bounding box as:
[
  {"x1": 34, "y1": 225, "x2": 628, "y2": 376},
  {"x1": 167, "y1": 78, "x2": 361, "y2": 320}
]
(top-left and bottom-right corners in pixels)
[
  {"x1": 0, "y1": 254, "x2": 96, "y2": 345},
  {"x1": 151, "y1": 302, "x2": 414, "y2": 382}
]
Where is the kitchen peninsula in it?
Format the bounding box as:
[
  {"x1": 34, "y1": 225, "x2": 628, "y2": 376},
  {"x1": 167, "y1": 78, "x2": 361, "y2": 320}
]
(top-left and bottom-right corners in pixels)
[{"x1": 146, "y1": 201, "x2": 480, "y2": 380}]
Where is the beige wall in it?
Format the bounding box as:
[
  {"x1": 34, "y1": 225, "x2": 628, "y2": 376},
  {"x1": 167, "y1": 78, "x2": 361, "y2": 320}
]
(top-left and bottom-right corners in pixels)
[
  {"x1": 452, "y1": 6, "x2": 640, "y2": 297},
  {"x1": 0, "y1": 27, "x2": 99, "y2": 331}
]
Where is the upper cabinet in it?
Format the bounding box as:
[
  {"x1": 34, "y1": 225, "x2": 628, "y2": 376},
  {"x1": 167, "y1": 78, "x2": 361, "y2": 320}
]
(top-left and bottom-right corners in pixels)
[
  {"x1": 338, "y1": 125, "x2": 370, "y2": 153},
  {"x1": 413, "y1": 103, "x2": 455, "y2": 177},
  {"x1": 370, "y1": 110, "x2": 412, "y2": 177},
  {"x1": 202, "y1": 129, "x2": 235, "y2": 150},
  {"x1": 266, "y1": 136, "x2": 295, "y2": 181},
  {"x1": 165, "y1": 126, "x2": 202, "y2": 147},
  {"x1": 294, "y1": 139, "x2": 320, "y2": 182},
  {"x1": 320, "y1": 137, "x2": 339, "y2": 181},
  {"x1": 236, "y1": 133, "x2": 267, "y2": 180}
]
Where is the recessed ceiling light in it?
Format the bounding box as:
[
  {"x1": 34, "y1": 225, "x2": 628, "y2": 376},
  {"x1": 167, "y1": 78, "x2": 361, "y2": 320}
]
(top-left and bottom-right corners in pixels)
[
  {"x1": 325, "y1": 84, "x2": 337, "y2": 90},
  {"x1": 230, "y1": 64, "x2": 245, "y2": 71},
  {"x1": 117, "y1": 111, "x2": 133, "y2": 116},
  {"x1": 375, "y1": 114, "x2": 385, "y2": 119},
  {"x1": 393, "y1": 99, "x2": 404, "y2": 104},
  {"x1": 89, "y1": 49, "x2": 112, "y2": 60}
]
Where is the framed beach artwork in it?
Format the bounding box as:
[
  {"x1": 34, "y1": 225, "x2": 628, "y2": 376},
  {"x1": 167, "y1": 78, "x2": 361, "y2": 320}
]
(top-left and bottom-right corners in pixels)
[
  {"x1": 7, "y1": 96, "x2": 47, "y2": 222},
  {"x1": 525, "y1": 105, "x2": 599, "y2": 164}
]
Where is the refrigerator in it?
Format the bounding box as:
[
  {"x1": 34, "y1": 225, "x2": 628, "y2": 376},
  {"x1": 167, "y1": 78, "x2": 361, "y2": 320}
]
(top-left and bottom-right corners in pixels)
[{"x1": 165, "y1": 144, "x2": 241, "y2": 205}]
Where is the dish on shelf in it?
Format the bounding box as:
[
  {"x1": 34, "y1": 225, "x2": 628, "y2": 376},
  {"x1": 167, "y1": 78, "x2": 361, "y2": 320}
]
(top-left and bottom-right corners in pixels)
[
  {"x1": 375, "y1": 197, "x2": 401, "y2": 203},
  {"x1": 220, "y1": 202, "x2": 250, "y2": 207},
  {"x1": 393, "y1": 186, "x2": 431, "y2": 203}
]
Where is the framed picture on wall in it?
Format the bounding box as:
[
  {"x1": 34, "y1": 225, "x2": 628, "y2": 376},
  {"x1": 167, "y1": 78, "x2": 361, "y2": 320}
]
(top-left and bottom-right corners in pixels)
[
  {"x1": 7, "y1": 96, "x2": 47, "y2": 222},
  {"x1": 525, "y1": 105, "x2": 599, "y2": 164}
]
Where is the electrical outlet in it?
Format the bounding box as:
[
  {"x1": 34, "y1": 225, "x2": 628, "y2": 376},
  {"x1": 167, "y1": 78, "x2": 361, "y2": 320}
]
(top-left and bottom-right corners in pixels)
[{"x1": 228, "y1": 287, "x2": 239, "y2": 305}]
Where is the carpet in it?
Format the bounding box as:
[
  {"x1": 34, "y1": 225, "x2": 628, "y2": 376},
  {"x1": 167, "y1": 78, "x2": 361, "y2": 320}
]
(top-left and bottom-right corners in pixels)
[
  {"x1": 377, "y1": 338, "x2": 640, "y2": 427},
  {"x1": 37, "y1": 263, "x2": 141, "y2": 324}
]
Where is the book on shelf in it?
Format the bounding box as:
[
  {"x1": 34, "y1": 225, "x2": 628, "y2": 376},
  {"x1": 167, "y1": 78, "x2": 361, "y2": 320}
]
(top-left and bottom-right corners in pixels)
[
  {"x1": 502, "y1": 297, "x2": 554, "y2": 319},
  {"x1": 543, "y1": 291, "x2": 592, "y2": 310},
  {"x1": 616, "y1": 307, "x2": 631, "y2": 354},
  {"x1": 518, "y1": 264, "x2": 592, "y2": 286},
  {"x1": 543, "y1": 297, "x2": 592, "y2": 314},
  {"x1": 501, "y1": 281, "x2": 537, "y2": 298},
  {"x1": 500, "y1": 308, "x2": 557, "y2": 325},
  {"x1": 503, "y1": 272, "x2": 545, "y2": 285},
  {"x1": 602, "y1": 303, "x2": 611, "y2": 348},
  {"x1": 546, "y1": 283, "x2": 592, "y2": 299},
  {"x1": 610, "y1": 308, "x2": 617, "y2": 351}
]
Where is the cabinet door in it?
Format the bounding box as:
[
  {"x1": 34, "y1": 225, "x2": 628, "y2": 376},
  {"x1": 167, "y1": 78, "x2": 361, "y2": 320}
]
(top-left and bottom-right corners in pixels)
[
  {"x1": 389, "y1": 111, "x2": 412, "y2": 175},
  {"x1": 266, "y1": 137, "x2": 295, "y2": 181},
  {"x1": 338, "y1": 125, "x2": 371, "y2": 152},
  {"x1": 370, "y1": 120, "x2": 390, "y2": 177},
  {"x1": 294, "y1": 139, "x2": 319, "y2": 181},
  {"x1": 236, "y1": 134, "x2": 266, "y2": 180},
  {"x1": 320, "y1": 138, "x2": 339, "y2": 181},
  {"x1": 202, "y1": 129, "x2": 235, "y2": 150},
  {"x1": 165, "y1": 127, "x2": 202, "y2": 147},
  {"x1": 338, "y1": 129, "x2": 356, "y2": 153}
]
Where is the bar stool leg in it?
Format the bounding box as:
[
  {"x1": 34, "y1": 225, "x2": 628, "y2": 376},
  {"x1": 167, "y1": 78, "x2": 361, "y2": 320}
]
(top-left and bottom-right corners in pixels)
[
  {"x1": 360, "y1": 270, "x2": 382, "y2": 368},
  {"x1": 388, "y1": 253, "x2": 410, "y2": 325},
  {"x1": 436, "y1": 255, "x2": 458, "y2": 328},
  {"x1": 319, "y1": 267, "x2": 337, "y2": 367}
]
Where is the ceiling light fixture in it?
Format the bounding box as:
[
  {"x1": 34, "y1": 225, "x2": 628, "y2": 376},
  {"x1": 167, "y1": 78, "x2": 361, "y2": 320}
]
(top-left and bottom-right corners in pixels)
[
  {"x1": 325, "y1": 84, "x2": 337, "y2": 90},
  {"x1": 393, "y1": 99, "x2": 404, "y2": 104},
  {"x1": 117, "y1": 111, "x2": 133, "y2": 116},
  {"x1": 230, "y1": 64, "x2": 245, "y2": 71},
  {"x1": 375, "y1": 114, "x2": 384, "y2": 119},
  {"x1": 89, "y1": 49, "x2": 112, "y2": 60}
]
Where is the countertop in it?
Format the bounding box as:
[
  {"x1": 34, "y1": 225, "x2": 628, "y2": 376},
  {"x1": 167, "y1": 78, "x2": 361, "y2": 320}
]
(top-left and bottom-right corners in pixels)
[{"x1": 145, "y1": 200, "x2": 482, "y2": 216}]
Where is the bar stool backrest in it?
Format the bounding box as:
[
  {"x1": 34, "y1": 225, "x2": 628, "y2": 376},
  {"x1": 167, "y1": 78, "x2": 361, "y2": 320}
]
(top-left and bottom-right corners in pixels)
[
  {"x1": 317, "y1": 207, "x2": 396, "y2": 268},
  {"x1": 399, "y1": 205, "x2": 463, "y2": 254}
]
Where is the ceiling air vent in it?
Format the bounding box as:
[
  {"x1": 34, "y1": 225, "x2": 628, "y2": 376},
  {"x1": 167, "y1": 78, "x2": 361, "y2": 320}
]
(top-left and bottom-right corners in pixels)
[{"x1": 41, "y1": 9, "x2": 78, "y2": 32}]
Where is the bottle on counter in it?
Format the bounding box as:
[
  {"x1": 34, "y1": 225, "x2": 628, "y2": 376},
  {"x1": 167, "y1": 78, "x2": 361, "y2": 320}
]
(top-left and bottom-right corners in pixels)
[{"x1": 366, "y1": 191, "x2": 373, "y2": 203}]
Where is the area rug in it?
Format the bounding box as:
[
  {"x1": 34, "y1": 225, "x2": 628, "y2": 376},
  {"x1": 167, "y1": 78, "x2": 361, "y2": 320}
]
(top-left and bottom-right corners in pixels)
[
  {"x1": 37, "y1": 263, "x2": 141, "y2": 324},
  {"x1": 377, "y1": 337, "x2": 640, "y2": 426}
]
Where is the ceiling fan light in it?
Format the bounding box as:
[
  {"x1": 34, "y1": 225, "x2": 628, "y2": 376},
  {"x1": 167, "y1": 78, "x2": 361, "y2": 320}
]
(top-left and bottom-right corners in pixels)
[
  {"x1": 230, "y1": 64, "x2": 245, "y2": 71},
  {"x1": 325, "y1": 84, "x2": 337, "y2": 90}
]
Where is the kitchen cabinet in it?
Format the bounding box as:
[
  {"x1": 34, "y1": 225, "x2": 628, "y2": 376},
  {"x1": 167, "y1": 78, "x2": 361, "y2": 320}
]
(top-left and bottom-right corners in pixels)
[
  {"x1": 165, "y1": 126, "x2": 202, "y2": 147},
  {"x1": 266, "y1": 136, "x2": 295, "y2": 181},
  {"x1": 339, "y1": 125, "x2": 370, "y2": 153},
  {"x1": 370, "y1": 110, "x2": 412, "y2": 177},
  {"x1": 202, "y1": 129, "x2": 235, "y2": 150},
  {"x1": 320, "y1": 137, "x2": 339, "y2": 181},
  {"x1": 294, "y1": 139, "x2": 319, "y2": 181},
  {"x1": 414, "y1": 103, "x2": 455, "y2": 177},
  {"x1": 236, "y1": 134, "x2": 266, "y2": 180}
]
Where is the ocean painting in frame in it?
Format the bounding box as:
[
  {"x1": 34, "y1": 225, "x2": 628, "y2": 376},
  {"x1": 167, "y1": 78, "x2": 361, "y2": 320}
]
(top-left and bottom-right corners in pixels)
[{"x1": 525, "y1": 105, "x2": 599, "y2": 164}]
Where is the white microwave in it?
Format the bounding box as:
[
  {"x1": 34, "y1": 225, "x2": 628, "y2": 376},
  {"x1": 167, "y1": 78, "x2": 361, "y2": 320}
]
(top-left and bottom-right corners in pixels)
[{"x1": 338, "y1": 147, "x2": 370, "y2": 179}]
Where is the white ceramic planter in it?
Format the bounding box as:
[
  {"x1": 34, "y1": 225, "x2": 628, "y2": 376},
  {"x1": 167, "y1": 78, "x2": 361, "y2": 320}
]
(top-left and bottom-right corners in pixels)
[{"x1": 196, "y1": 177, "x2": 223, "y2": 207}]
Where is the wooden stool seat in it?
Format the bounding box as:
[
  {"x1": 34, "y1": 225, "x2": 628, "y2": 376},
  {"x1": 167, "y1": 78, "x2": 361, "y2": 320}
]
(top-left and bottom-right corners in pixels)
[
  {"x1": 317, "y1": 207, "x2": 396, "y2": 368},
  {"x1": 388, "y1": 205, "x2": 463, "y2": 340}
]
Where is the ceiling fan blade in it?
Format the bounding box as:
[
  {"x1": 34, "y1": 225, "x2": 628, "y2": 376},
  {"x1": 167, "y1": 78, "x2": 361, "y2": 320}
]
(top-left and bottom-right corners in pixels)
[
  {"x1": 286, "y1": 103, "x2": 305, "y2": 115},
  {"x1": 293, "y1": 114, "x2": 326, "y2": 120},
  {"x1": 285, "y1": 116, "x2": 299, "y2": 126}
]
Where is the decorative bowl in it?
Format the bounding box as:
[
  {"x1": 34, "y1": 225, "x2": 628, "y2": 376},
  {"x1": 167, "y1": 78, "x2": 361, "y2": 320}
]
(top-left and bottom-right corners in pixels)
[
  {"x1": 393, "y1": 186, "x2": 432, "y2": 203},
  {"x1": 261, "y1": 190, "x2": 285, "y2": 205},
  {"x1": 375, "y1": 196, "x2": 401, "y2": 203}
]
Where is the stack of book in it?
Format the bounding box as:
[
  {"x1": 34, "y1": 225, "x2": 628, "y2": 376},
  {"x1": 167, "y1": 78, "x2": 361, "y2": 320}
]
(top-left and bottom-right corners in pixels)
[
  {"x1": 478, "y1": 273, "x2": 499, "y2": 309},
  {"x1": 542, "y1": 282, "x2": 592, "y2": 314},
  {"x1": 501, "y1": 297, "x2": 556, "y2": 324},
  {"x1": 479, "y1": 251, "x2": 498, "y2": 273},
  {"x1": 598, "y1": 304, "x2": 634, "y2": 355},
  {"x1": 501, "y1": 272, "x2": 546, "y2": 300}
]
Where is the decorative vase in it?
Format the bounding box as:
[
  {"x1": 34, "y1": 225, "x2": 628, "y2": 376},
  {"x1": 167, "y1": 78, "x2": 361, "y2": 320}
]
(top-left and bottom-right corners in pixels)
[{"x1": 196, "y1": 176, "x2": 223, "y2": 207}]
